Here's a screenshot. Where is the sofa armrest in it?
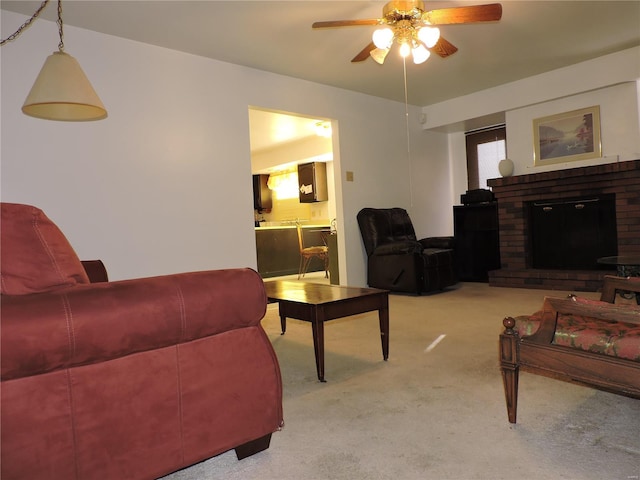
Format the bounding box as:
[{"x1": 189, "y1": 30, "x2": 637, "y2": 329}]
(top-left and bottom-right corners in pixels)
[
  {"x1": 419, "y1": 236, "x2": 454, "y2": 250},
  {"x1": 1, "y1": 268, "x2": 267, "y2": 381}
]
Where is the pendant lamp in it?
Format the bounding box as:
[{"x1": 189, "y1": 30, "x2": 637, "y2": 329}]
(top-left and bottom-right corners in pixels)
[
  {"x1": 22, "y1": 50, "x2": 107, "y2": 121},
  {"x1": 2, "y1": 0, "x2": 107, "y2": 121}
]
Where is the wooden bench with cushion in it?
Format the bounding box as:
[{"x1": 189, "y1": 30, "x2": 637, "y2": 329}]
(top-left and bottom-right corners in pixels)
[{"x1": 499, "y1": 275, "x2": 640, "y2": 423}]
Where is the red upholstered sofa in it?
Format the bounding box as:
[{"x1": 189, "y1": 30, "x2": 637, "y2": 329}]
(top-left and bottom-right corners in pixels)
[
  {"x1": 0, "y1": 203, "x2": 284, "y2": 479},
  {"x1": 499, "y1": 275, "x2": 640, "y2": 424}
]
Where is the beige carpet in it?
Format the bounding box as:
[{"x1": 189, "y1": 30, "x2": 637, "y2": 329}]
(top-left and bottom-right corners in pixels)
[{"x1": 162, "y1": 280, "x2": 640, "y2": 480}]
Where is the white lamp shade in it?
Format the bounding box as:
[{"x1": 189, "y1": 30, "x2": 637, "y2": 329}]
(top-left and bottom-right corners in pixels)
[
  {"x1": 370, "y1": 48, "x2": 390, "y2": 64},
  {"x1": 372, "y1": 28, "x2": 394, "y2": 49},
  {"x1": 411, "y1": 44, "x2": 430, "y2": 64},
  {"x1": 22, "y1": 51, "x2": 107, "y2": 121},
  {"x1": 418, "y1": 26, "x2": 440, "y2": 48}
]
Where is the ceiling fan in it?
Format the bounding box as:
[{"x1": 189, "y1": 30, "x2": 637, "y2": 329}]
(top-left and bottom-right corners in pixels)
[{"x1": 312, "y1": 1, "x2": 502, "y2": 65}]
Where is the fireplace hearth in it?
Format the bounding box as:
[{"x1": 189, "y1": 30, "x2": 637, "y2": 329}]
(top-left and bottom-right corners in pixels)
[{"x1": 487, "y1": 159, "x2": 640, "y2": 292}]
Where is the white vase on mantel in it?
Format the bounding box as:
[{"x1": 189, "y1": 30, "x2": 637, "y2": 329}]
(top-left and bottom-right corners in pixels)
[{"x1": 498, "y1": 158, "x2": 514, "y2": 177}]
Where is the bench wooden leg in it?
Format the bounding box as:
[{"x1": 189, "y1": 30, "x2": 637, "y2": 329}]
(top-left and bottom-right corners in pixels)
[
  {"x1": 235, "y1": 433, "x2": 272, "y2": 460},
  {"x1": 500, "y1": 318, "x2": 520, "y2": 424},
  {"x1": 501, "y1": 363, "x2": 519, "y2": 424}
]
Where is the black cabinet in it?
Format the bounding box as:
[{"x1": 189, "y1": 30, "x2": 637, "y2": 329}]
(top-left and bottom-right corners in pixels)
[
  {"x1": 253, "y1": 174, "x2": 272, "y2": 212},
  {"x1": 298, "y1": 162, "x2": 328, "y2": 203},
  {"x1": 453, "y1": 203, "x2": 500, "y2": 282}
]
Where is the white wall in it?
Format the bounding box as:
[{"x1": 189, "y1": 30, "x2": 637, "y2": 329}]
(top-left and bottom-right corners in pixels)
[
  {"x1": 422, "y1": 47, "x2": 640, "y2": 131},
  {"x1": 5, "y1": 11, "x2": 636, "y2": 288},
  {"x1": 506, "y1": 82, "x2": 640, "y2": 175},
  {"x1": 414, "y1": 47, "x2": 640, "y2": 207},
  {"x1": 408, "y1": 128, "x2": 454, "y2": 238},
  {"x1": 1, "y1": 11, "x2": 417, "y2": 286}
]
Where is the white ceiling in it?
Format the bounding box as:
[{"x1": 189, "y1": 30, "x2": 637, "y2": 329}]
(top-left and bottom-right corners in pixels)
[
  {"x1": 3, "y1": 1, "x2": 640, "y2": 149},
  {"x1": 248, "y1": 108, "x2": 331, "y2": 153}
]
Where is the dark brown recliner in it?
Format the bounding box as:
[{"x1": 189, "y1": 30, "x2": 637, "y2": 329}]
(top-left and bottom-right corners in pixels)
[{"x1": 357, "y1": 207, "x2": 457, "y2": 295}]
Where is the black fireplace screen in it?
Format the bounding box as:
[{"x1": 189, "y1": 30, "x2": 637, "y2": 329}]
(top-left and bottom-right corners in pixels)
[{"x1": 528, "y1": 194, "x2": 618, "y2": 270}]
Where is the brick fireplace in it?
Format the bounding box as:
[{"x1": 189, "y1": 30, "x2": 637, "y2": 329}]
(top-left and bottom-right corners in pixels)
[{"x1": 487, "y1": 159, "x2": 640, "y2": 291}]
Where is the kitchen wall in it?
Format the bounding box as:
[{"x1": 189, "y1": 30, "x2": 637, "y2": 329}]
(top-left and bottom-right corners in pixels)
[
  {"x1": 258, "y1": 188, "x2": 331, "y2": 225},
  {"x1": 251, "y1": 132, "x2": 333, "y2": 225}
]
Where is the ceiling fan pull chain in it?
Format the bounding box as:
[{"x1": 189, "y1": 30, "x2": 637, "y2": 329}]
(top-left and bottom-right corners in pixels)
[{"x1": 403, "y1": 56, "x2": 414, "y2": 207}]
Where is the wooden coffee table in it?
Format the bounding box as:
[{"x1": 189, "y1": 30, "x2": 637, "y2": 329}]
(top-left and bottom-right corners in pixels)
[{"x1": 263, "y1": 280, "x2": 389, "y2": 382}]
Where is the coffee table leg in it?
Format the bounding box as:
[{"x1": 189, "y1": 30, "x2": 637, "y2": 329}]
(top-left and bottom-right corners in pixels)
[
  {"x1": 280, "y1": 315, "x2": 287, "y2": 335},
  {"x1": 379, "y1": 304, "x2": 389, "y2": 361},
  {"x1": 311, "y1": 315, "x2": 326, "y2": 382}
]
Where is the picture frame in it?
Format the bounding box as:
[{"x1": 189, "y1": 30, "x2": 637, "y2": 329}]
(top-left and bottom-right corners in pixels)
[{"x1": 533, "y1": 106, "x2": 601, "y2": 166}]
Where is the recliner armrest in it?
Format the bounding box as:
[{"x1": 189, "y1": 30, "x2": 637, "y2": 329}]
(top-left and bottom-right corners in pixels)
[
  {"x1": 372, "y1": 240, "x2": 423, "y2": 256},
  {"x1": 419, "y1": 236, "x2": 455, "y2": 250}
]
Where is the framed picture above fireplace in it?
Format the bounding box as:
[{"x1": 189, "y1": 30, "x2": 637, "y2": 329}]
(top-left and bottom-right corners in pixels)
[{"x1": 533, "y1": 105, "x2": 602, "y2": 166}]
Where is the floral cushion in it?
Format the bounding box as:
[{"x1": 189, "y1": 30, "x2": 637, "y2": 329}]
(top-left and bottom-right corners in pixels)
[
  {"x1": 552, "y1": 312, "x2": 640, "y2": 360},
  {"x1": 513, "y1": 300, "x2": 640, "y2": 362},
  {"x1": 513, "y1": 311, "x2": 543, "y2": 337}
]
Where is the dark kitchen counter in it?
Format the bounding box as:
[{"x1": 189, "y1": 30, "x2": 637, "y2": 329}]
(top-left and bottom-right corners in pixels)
[{"x1": 255, "y1": 224, "x2": 330, "y2": 278}]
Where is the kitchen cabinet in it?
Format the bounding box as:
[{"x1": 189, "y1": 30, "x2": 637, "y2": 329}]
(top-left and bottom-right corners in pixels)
[
  {"x1": 253, "y1": 174, "x2": 272, "y2": 212},
  {"x1": 298, "y1": 162, "x2": 328, "y2": 203}
]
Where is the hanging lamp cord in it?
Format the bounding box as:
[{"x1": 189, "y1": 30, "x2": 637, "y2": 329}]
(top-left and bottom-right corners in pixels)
[
  {"x1": 56, "y1": 0, "x2": 65, "y2": 51},
  {"x1": 1, "y1": 0, "x2": 64, "y2": 50},
  {"x1": 1, "y1": 0, "x2": 51, "y2": 46}
]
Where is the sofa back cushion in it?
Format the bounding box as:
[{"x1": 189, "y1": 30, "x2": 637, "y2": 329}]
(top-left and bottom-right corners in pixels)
[{"x1": 1, "y1": 203, "x2": 89, "y2": 295}]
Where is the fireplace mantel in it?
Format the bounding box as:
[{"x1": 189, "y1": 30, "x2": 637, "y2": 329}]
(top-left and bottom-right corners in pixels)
[{"x1": 486, "y1": 159, "x2": 640, "y2": 291}]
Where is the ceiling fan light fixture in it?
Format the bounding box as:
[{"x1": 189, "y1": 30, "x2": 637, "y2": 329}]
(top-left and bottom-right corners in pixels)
[
  {"x1": 399, "y1": 42, "x2": 411, "y2": 58},
  {"x1": 372, "y1": 27, "x2": 394, "y2": 49},
  {"x1": 417, "y1": 26, "x2": 440, "y2": 48},
  {"x1": 314, "y1": 2, "x2": 503, "y2": 65},
  {"x1": 411, "y1": 43, "x2": 430, "y2": 64},
  {"x1": 370, "y1": 47, "x2": 390, "y2": 64}
]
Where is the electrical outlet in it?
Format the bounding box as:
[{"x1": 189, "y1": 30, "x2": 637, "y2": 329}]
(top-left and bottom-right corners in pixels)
[{"x1": 346, "y1": 171, "x2": 354, "y2": 182}]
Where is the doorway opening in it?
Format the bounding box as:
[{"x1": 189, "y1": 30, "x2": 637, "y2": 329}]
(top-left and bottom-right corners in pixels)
[{"x1": 248, "y1": 107, "x2": 341, "y2": 284}]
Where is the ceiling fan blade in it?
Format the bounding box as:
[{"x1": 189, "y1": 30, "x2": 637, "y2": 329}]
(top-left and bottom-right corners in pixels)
[
  {"x1": 430, "y1": 37, "x2": 459, "y2": 58},
  {"x1": 424, "y1": 3, "x2": 502, "y2": 25},
  {"x1": 351, "y1": 42, "x2": 376, "y2": 62},
  {"x1": 312, "y1": 19, "x2": 381, "y2": 28}
]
